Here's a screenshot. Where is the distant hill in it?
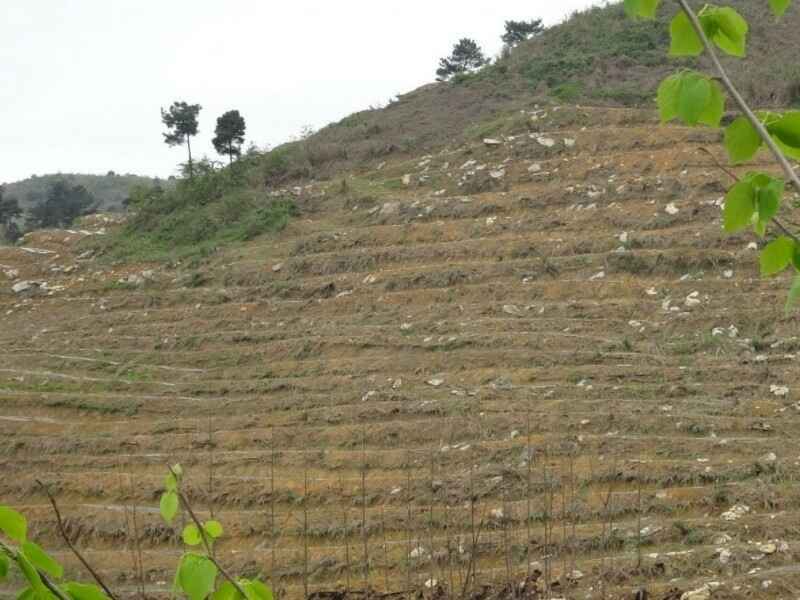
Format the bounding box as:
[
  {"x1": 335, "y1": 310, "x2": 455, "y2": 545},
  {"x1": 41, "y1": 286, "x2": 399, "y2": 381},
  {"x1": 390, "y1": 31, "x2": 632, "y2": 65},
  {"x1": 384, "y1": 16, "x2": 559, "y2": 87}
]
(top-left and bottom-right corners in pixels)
[
  {"x1": 3, "y1": 172, "x2": 168, "y2": 215},
  {"x1": 269, "y1": 0, "x2": 800, "y2": 182}
]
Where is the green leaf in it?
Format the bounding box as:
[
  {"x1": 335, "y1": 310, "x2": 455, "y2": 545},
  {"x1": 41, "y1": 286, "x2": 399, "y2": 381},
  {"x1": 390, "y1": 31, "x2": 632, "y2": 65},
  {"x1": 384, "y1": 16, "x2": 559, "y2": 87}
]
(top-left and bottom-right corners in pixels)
[
  {"x1": 241, "y1": 580, "x2": 273, "y2": 600},
  {"x1": 182, "y1": 524, "x2": 203, "y2": 547},
  {"x1": 670, "y1": 12, "x2": 703, "y2": 56},
  {"x1": 164, "y1": 473, "x2": 177, "y2": 492},
  {"x1": 658, "y1": 71, "x2": 724, "y2": 127},
  {"x1": 178, "y1": 554, "x2": 218, "y2": 600},
  {"x1": 15, "y1": 554, "x2": 47, "y2": 599},
  {"x1": 701, "y1": 7, "x2": 749, "y2": 57},
  {"x1": 624, "y1": 0, "x2": 661, "y2": 18},
  {"x1": 725, "y1": 117, "x2": 762, "y2": 164},
  {"x1": 203, "y1": 521, "x2": 223, "y2": 539},
  {"x1": 160, "y1": 491, "x2": 179, "y2": 525},
  {"x1": 723, "y1": 181, "x2": 756, "y2": 232},
  {"x1": 21, "y1": 541, "x2": 63, "y2": 580},
  {"x1": 677, "y1": 73, "x2": 711, "y2": 126},
  {"x1": 786, "y1": 275, "x2": 800, "y2": 313},
  {"x1": 698, "y1": 80, "x2": 725, "y2": 127},
  {"x1": 767, "y1": 111, "x2": 800, "y2": 159},
  {"x1": 0, "y1": 553, "x2": 9, "y2": 580},
  {"x1": 770, "y1": 0, "x2": 793, "y2": 17},
  {"x1": 761, "y1": 237, "x2": 796, "y2": 276},
  {"x1": 17, "y1": 588, "x2": 36, "y2": 600},
  {"x1": 63, "y1": 582, "x2": 111, "y2": 600},
  {"x1": 657, "y1": 74, "x2": 681, "y2": 123},
  {"x1": 211, "y1": 582, "x2": 241, "y2": 600},
  {"x1": 0, "y1": 506, "x2": 27, "y2": 543},
  {"x1": 757, "y1": 177, "x2": 785, "y2": 222}
]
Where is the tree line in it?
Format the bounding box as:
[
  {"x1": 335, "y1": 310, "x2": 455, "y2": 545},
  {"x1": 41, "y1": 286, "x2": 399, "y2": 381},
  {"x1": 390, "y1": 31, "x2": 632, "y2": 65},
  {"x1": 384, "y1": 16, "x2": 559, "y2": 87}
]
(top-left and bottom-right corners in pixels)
[{"x1": 436, "y1": 19, "x2": 543, "y2": 81}]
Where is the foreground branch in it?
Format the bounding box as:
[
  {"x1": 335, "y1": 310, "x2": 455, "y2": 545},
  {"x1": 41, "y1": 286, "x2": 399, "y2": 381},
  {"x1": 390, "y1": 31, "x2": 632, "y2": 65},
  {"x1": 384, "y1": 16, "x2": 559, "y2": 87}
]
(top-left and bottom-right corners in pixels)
[
  {"x1": 675, "y1": 0, "x2": 800, "y2": 195},
  {"x1": 168, "y1": 468, "x2": 248, "y2": 599},
  {"x1": 37, "y1": 481, "x2": 118, "y2": 600},
  {"x1": 0, "y1": 540, "x2": 71, "y2": 600}
]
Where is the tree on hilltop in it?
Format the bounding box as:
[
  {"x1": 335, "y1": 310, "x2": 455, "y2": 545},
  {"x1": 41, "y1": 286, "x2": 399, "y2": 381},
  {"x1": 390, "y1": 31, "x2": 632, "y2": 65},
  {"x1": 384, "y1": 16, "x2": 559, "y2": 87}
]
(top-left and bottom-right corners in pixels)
[
  {"x1": 212, "y1": 110, "x2": 247, "y2": 164},
  {"x1": 436, "y1": 38, "x2": 487, "y2": 81},
  {"x1": 502, "y1": 19, "x2": 544, "y2": 46},
  {"x1": 161, "y1": 101, "x2": 202, "y2": 179}
]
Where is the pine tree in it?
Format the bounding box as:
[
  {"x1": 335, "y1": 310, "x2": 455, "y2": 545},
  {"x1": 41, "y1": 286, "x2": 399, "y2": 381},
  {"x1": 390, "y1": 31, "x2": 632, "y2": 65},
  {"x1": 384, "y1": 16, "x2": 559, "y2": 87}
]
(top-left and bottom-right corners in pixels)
[
  {"x1": 161, "y1": 101, "x2": 202, "y2": 178},
  {"x1": 501, "y1": 19, "x2": 544, "y2": 46},
  {"x1": 436, "y1": 38, "x2": 487, "y2": 81},
  {"x1": 212, "y1": 110, "x2": 247, "y2": 164}
]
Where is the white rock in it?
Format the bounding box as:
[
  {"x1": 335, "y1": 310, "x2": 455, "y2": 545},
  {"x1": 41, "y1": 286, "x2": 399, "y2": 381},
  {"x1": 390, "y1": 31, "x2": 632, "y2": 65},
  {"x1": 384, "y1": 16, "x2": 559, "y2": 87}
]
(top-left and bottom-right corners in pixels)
[
  {"x1": 272, "y1": 263, "x2": 283, "y2": 272},
  {"x1": 528, "y1": 163, "x2": 542, "y2": 173},
  {"x1": 721, "y1": 504, "x2": 750, "y2": 521},
  {"x1": 490, "y1": 508, "x2": 504, "y2": 519},
  {"x1": 424, "y1": 579, "x2": 438, "y2": 589},
  {"x1": 427, "y1": 378, "x2": 445, "y2": 387},
  {"x1": 489, "y1": 169, "x2": 505, "y2": 179},
  {"x1": 3, "y1": 269, "x2": 19, "y2": 280},
  {"x1": 11, "y1": 281, "x2": 35, "y2": 294},
  {"x1": 409, "y1": 546, "x2": 426, "y2": 559},
  {"x1": 685, "y1": 291, "x2": 701, "y2": 307},
  {"x1": 770, "y1": 384, "x2": 790, "y2": 397},
  {"x1": 536, "y1": 137, "x2": 556, "y2": 148},
  {"x1": 483, "y1": 138, "x2": 503, "y2": 146},
  {"x1": 503, "y1": 304, "x2": 523, "y2": 316},
  {"x1": 590, "y1": 271, "x2": 606, "y2": 281},
  {"x1": 680, "y1": 585, "x2": 712, "y2": 600},
  {"x1": 564, "y1": 138, "x2": 576, "y2": 148},
  {"x1": 402, "y1": 174, "x2": 412, "y2": 186},
  {"x1": 757, "y1": 542, "x2": 777, "y2": 555},
  {"x1": 665, "y1": 203, "x2": 680, "y2": 215},
  {"x1": 723, "y1": 270, "x2": 734, "y2": 279}
]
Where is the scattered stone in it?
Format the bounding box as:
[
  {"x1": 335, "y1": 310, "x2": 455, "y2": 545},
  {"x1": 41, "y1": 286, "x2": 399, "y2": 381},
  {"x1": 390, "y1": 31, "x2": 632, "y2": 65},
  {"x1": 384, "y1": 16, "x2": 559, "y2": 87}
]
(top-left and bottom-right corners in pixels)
[
  {"x1": 380, "y1": 202, "x2": 400, "y2": 216},
  {"x1": 685, "y1": 291, "x2": 701, "y2": 308},
  {"x1": 721, "y1": 504, "x2": 750, "y2": 521},
  {"x1": 3, "y1": 269, "x2": 19, "y2": 280},
  {"x1": 536, "y1": 137, "x2": 556, "y2": 148},
  {"x1": 503, "y1": 304, "x2": 523, "y2": 316},
  {"x1": 362, "y1": 274, "x2": 377, "y2": 285},
  {"x1": 483, "y1": 138, "x2": 503, "y2": 146},
  {"x1": 11, "y1": 281, "x2": 36, "y2": 294},
  {"x1": 770, "y1": 384, "x2": 789, "y2": 397}
]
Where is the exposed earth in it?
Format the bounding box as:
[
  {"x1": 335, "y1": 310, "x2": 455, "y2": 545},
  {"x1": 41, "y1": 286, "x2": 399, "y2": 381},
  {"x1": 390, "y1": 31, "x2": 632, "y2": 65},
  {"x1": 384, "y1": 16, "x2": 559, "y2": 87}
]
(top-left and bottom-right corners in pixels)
[{"x1": 2, "y1": 106, "x2": 800, "y2": 599}]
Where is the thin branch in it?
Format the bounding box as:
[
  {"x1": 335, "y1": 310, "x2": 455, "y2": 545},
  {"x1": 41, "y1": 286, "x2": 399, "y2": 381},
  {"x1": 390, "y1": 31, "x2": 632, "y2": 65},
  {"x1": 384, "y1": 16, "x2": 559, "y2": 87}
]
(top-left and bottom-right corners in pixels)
[
  {"x1": 36, "y1": 480, "x2": 118, "y2": 600},
  {"x1": 168, "y1": 467, "x2": 248, "y2": 599},
  {"x1": 676, "y1": 0, "x2": 800, "y2": 194},
  {"x1": 697, "y1": 147, "x2": 739, "y2": 182}
]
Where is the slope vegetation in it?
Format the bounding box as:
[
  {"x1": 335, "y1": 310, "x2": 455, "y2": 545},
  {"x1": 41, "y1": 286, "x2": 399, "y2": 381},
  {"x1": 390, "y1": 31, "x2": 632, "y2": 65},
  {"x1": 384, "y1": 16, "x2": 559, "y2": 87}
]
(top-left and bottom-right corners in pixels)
[{"x1": 2, "y1": 106, "x2": 800, "y2": 598}]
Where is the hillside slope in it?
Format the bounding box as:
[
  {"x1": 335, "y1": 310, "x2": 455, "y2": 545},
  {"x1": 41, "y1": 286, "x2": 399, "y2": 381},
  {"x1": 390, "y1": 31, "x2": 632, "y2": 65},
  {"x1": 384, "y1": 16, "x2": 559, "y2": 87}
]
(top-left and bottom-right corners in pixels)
[
  {"x1": 2, "y1": 106, "x2": 800, "y2": 598},
  {"x1": 283, "y1": 0, "x2": 800, "y2": 182}
]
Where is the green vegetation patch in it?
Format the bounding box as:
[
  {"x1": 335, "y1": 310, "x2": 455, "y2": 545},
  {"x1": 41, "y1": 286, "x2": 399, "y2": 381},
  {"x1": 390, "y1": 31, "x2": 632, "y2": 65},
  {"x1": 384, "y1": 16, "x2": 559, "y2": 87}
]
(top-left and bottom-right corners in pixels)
[{"x1": 90, "y1": 161, "x2": 297, "y2": 262}]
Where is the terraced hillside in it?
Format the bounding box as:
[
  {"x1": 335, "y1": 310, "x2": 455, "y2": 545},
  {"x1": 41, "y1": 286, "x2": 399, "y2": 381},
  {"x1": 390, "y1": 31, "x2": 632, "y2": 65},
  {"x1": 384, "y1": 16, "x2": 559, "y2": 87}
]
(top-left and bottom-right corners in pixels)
[{"x1": 2, "y1": 106, "x2": 800, "y2": 599}]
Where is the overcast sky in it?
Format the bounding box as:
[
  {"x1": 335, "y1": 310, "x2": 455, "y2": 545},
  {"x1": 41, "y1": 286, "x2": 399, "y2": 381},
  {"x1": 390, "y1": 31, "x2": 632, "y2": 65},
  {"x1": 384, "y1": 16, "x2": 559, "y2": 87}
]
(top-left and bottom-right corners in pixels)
[{"x1": 1, "y1": 0, "x2": 604, "y2": 184}]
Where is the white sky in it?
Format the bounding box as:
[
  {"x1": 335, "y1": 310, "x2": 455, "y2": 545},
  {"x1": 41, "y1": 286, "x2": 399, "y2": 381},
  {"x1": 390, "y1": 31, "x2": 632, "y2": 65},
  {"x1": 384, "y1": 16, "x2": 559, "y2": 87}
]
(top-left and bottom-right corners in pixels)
[{"x1": 1, "y1": 1, "x2": 604, "y2": 183}]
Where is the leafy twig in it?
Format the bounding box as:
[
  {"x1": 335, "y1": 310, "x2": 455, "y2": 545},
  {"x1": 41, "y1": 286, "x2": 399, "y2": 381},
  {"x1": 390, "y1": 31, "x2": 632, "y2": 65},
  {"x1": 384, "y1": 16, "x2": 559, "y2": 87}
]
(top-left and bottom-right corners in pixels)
[
  {"x1": 168, "y1": 467, "x2": 248, "y2": 599},
  {"x1": 676, "y1": 0, "x2": 800, "y2": 246},
  {"x1": 36, "y1": 480, "x2": 118, "y2": 600},
  {"x1": 0, "y1": 540, "x2": 72, "y2": 600}
]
